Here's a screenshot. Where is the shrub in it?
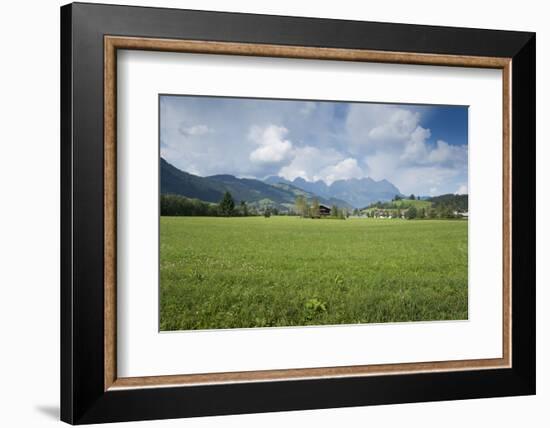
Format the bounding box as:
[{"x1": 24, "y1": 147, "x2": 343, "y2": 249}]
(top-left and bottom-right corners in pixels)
[{"x1": 405, "y1": 206, "x2": 418, "y2": 219}]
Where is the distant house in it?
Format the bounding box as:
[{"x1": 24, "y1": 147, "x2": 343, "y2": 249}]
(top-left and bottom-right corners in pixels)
[{"x1": 319, "y1": 204, "x2": 331, "y2": 216}]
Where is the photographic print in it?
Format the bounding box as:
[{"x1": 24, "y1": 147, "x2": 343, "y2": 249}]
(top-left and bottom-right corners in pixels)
[{"x1": 159, "y1": 95, "x2": 469, "y2": 331}]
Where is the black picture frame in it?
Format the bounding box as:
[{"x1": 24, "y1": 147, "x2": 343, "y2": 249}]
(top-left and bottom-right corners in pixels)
[{"x1": 61, "y1": 2, "x2": 535, "y2": 424}]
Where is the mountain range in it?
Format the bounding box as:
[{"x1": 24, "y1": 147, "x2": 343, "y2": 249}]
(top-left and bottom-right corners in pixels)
[
  {"x1": 264, "y1": 175, "x2": 401, "y2": 208},
  {"x1": 161, "y1": 158, "x2": 402, "y2": 210}
]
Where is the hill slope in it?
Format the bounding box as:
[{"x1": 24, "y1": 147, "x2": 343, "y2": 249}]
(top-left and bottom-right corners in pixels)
[
  {"x1": 160, "y1": 158, "x2": 351, "y2": 211},
  {"x1": 161, "y1": 158, "x2": 225, "y2": 202},
  {"x1": 428, "y1": 194, "x2": 468, "y2": 212}
]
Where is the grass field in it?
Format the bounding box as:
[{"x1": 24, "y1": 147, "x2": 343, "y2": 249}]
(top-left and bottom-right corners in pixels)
[{"x1": 160, "y1": 216, "x2": 468, "y2": 331}]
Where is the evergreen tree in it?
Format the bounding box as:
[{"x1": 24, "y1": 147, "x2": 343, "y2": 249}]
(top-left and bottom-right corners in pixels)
[{"x1": 219, "y1": 191, "x2": 235, "y2": 216}]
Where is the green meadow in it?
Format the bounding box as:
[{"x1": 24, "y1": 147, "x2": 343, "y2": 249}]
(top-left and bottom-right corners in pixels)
[{"x1": 160, "y1": 216, "x2": 468, "y2": 331}]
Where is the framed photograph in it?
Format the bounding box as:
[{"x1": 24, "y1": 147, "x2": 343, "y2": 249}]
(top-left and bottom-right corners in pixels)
[{"x1": 60, "y1": 2, "x2": 535, "y2": 424}]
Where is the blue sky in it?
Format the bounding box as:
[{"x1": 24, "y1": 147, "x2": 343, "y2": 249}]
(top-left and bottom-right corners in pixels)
[{"x1": 160, "y1": 95, "x2": 468, "y2": 196}]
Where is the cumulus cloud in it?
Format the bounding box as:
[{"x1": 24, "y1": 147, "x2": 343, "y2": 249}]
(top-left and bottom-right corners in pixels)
[
  {"x1": 367, "y1": 109, "x2": 420, "y2": 143},
  {"x1": 427, "y1": 140, "x2": 468, "y2": 166},
  {"x1": 317, "y1": 158, "x2": 365, "y2": 185},
  {"x1": 279, "y1": 146, "x2": 343, "y2": 181},
  {"x1": 346, "y1": 104, "x2": 423, "y2": 152},
  {"x1": 249, "y1": 125, "x2": 294, "y2": 165},
  {"x1": 278, "y1": 147, "x2": 367, "y2": 185},
  {"x1": 400, "y1": 126, "x2": 432, "y2": 163},
  {"x1": 344, "y1": 103, "x2": 468, "y2": 194},
  {"x1": 365, "y1": 144, "x2": 466, "y2": 195}
]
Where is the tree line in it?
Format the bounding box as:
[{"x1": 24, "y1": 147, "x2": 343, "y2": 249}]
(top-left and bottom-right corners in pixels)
[
  {"x1": 161, "y1": 192, "x2": 280, "y2": 217},
  {"x1": 365, "y1": 193, "x2": 468, "y2": 220},
  {"x1": 161, "y1": 192, "x2": 350, "y2": 219},
  {"x1": 365, "y1": 205, "x2": 461, "y2": 219}
]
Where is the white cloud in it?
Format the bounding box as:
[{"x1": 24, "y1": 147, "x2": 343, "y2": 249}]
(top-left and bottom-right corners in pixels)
[
  {"x1": 455, "y1": 184, "x2": 468, "y2": 195},
  {"x1": 249, "y1": 125, "x2": 294, "y2": 164},
  {"x1": 401, "y1": 137, "x2": 467, "y2": 169},
  {"x1": 279, "y1": 146, "x2": 343, "y2": 181},
  {"x1": 427, "y1": 140, "x2": 468, "y2": 165},
  {"x1": 279, "y1": 149, "x2": 367, "y2": 185},
  {"x1": 345, "y1": 103, "x2": 468, "y2": 194},
  {"x1": 400, "y1": 126, "x2": 431, "y2": 163},
  {"x1": 316, "y1": 158, "x2": 365, "y2": 185},
  {"x1": 346, "y1": 105, "x2": 422, "y2": 153},
  {"x1": 365, "y1": 146, "x2": 466, "y2": 195},
  {"x1": 368, "y1": 109, "x2": 420, "y2": 143}
]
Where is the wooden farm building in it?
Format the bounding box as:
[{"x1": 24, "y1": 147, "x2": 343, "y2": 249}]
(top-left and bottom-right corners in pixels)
[{"x1": 319, "y1": 204, "x2": 331, "y2": 216}]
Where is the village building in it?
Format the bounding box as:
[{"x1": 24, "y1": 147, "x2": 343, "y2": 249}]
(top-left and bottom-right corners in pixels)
[{"x1": 319, "y1": 204, "x2": 331, "y2": 216}]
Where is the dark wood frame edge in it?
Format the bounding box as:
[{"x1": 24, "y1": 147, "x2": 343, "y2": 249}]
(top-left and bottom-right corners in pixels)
[{"x1": 103, "y1": 35, "x2": 512, "y2": 391}]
